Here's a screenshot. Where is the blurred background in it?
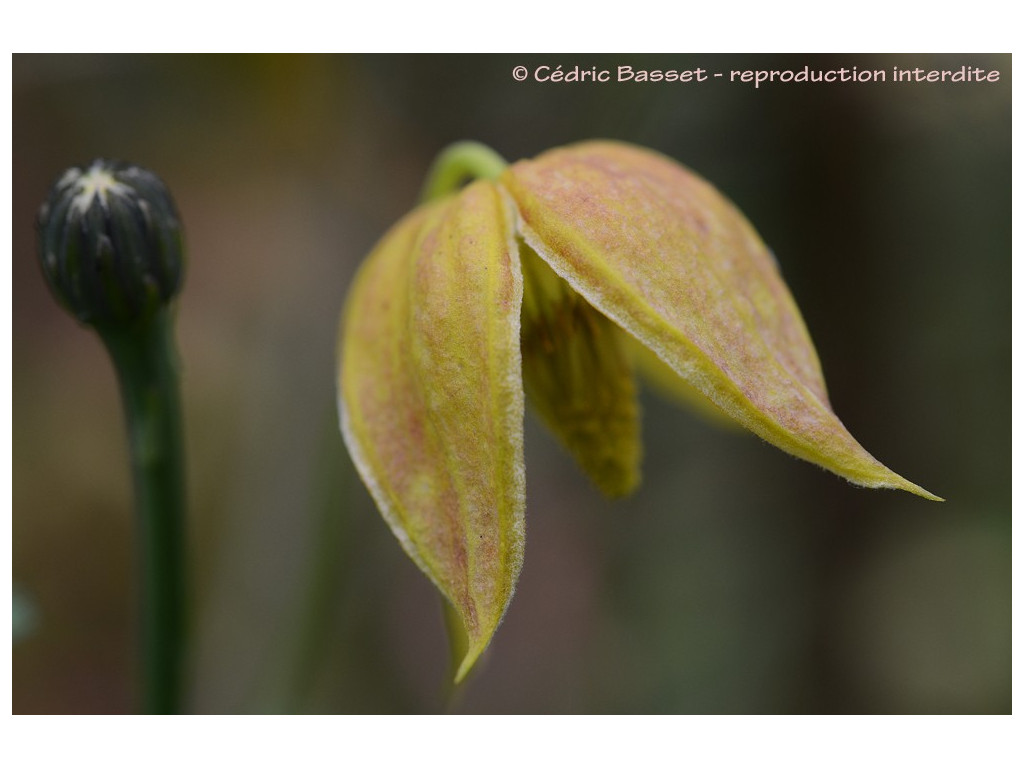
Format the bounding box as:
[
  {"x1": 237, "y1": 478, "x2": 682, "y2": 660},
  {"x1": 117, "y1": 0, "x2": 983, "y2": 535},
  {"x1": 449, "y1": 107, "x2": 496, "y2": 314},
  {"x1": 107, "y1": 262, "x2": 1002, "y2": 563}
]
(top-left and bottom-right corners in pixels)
[{"x1": 12, "y1": 53, "x2": 1010, "y2": 714}]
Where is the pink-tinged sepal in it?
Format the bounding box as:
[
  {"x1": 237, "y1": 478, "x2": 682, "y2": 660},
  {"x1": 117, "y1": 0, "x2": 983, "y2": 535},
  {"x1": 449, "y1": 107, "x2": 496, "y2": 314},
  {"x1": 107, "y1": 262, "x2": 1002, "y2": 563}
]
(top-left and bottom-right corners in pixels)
[
  {"x1": 338, "y1": 181, "x2": 526, "y2": 682},
  {"x1": 503, "y1": 141, "x2": 938, "y2": 499}
]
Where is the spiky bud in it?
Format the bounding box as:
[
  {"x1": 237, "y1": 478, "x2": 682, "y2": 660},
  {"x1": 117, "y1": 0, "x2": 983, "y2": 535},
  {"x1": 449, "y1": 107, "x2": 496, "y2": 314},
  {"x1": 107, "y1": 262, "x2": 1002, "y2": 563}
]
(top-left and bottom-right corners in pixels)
[{"x1": 36, "y1": 159, "x2": 184, "y2": 326}]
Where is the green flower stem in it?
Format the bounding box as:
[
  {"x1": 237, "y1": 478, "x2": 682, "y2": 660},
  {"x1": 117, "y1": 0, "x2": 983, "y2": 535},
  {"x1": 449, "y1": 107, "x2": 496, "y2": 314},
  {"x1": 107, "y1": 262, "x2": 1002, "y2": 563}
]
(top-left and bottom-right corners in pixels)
[
  {"x1": 98, "y1": 307, "x2": 186, "y2": 715},
  {"x1": 263, "y1": 415, "x2": 350, "y2": 714},
  {"x1": 419, "y1": 141, "x2": 509, "y2": 203}
]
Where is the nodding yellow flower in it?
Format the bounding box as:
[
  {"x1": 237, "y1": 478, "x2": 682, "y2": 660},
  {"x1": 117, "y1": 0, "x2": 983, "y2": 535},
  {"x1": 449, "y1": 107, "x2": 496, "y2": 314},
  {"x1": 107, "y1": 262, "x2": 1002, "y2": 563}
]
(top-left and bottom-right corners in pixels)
[{"x1": 337, "y1": 140, "x2": 939, "y2": 682}]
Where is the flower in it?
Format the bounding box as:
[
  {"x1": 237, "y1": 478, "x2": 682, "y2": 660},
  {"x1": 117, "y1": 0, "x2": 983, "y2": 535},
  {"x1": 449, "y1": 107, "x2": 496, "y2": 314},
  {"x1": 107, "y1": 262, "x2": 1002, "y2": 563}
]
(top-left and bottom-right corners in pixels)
[
  {"x1": 37, "y1": 159, "x2": 184, "y2": 327},
  {"x1": 337, "y1": 140, "x2": 938, "y2": 681}
]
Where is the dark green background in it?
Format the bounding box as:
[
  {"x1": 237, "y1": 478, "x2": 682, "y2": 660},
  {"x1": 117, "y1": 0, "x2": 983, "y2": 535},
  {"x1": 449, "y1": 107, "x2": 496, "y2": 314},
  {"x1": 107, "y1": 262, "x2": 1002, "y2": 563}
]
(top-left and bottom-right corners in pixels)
[{"x1": 12, "y1": 54, "x2": 1010, "y2": 713}]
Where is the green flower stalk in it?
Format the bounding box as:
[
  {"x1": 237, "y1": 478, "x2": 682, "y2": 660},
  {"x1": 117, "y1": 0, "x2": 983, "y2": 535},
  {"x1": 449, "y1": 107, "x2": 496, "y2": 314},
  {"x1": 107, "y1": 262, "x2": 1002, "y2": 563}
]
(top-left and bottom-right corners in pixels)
[
  {"x1": 338, "y1": 140, "x2": 941, "y2": 683},
  {"x1": 37, "y1": 159, "x2": 187, "y2": 714}
]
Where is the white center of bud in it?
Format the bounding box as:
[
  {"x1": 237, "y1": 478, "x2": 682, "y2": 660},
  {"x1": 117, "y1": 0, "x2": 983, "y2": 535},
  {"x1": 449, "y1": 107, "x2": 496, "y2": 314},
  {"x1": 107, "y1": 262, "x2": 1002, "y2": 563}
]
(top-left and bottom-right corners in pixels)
[{"x1": 68, "y1": 165, "x2": 132, "y2": 215}]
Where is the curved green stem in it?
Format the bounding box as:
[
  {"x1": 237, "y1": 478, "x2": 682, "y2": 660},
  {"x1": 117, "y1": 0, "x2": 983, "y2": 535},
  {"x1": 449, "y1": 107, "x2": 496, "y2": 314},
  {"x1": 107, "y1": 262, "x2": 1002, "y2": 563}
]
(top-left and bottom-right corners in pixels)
[
  {"x1": 98, "y1": 307, "x2": 186, "y2": 715},
  {"x1": 273, "y1": 414, "x2": 349, "y2": 714},
  {"x1": 419, "y1": 141, "x2": 509, "y2": 203}
]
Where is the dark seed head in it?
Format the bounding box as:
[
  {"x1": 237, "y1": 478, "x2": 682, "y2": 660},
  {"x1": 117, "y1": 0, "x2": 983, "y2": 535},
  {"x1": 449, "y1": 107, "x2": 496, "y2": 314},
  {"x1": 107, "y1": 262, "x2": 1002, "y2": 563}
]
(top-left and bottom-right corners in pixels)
[{"x1": 36, "y1": 159, "x2": 185, "y2": 326}]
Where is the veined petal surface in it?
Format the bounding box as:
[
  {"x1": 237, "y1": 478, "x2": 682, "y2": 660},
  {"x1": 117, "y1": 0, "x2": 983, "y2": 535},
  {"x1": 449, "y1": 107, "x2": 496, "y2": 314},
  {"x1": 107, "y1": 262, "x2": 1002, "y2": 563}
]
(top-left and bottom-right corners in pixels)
[
  {"x1": 502, "y1": 141, "x2": 937, "y2": 499},
  {"x1": 338, "y1": 181, "x2": 526, "y2": 680}
]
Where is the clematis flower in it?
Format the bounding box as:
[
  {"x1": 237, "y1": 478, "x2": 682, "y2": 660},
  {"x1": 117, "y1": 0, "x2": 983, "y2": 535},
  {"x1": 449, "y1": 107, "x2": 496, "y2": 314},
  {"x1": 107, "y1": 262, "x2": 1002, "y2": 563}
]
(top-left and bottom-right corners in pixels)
[{"x1": 337, "y1": 140, "x2": 938, "y2": 681}]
